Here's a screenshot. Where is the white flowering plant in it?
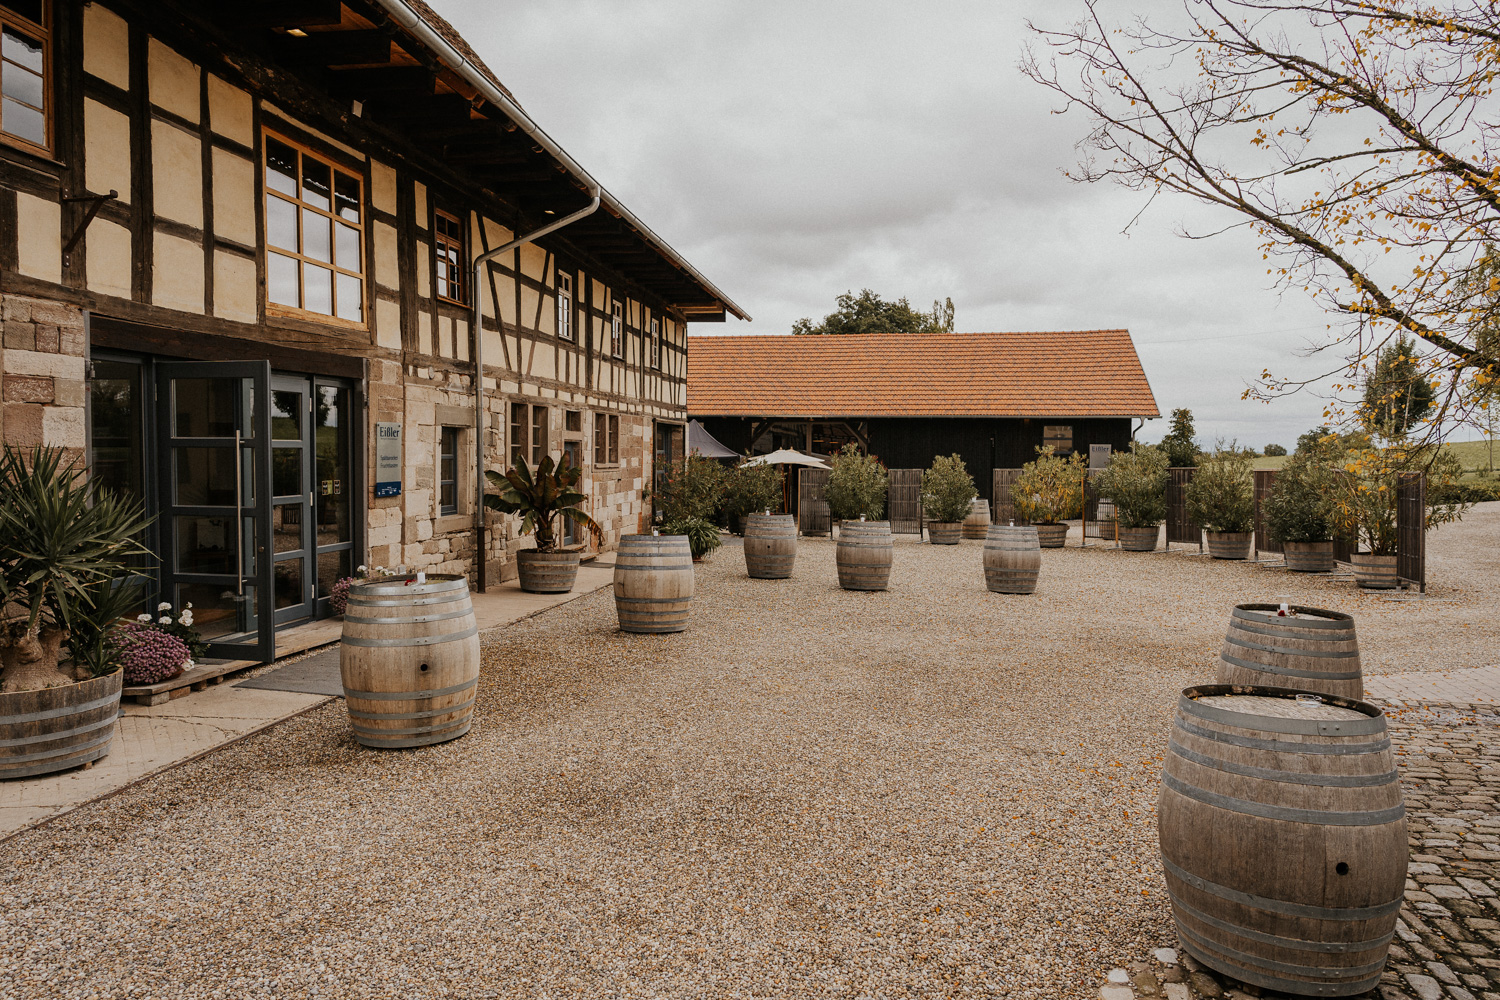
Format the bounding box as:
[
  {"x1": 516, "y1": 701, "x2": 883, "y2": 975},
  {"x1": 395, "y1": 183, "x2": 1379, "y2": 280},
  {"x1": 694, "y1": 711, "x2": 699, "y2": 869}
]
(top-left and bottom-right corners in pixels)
[{"x1": 136, "y1": 600, "x2": 207, "y2": 661}]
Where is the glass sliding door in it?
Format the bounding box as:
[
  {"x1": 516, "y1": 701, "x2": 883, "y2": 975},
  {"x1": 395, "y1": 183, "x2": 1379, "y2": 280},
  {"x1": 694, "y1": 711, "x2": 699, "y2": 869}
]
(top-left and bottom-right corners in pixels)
[
  {"x1": 156, "y1": 361, "x2": 274, "y2": 662},
  {"x1": 270, "y1": 376, "x2": 314, "y2": 624},
  {"x1": 313, "y1": 381, "x2": 353, "y2": 615}
]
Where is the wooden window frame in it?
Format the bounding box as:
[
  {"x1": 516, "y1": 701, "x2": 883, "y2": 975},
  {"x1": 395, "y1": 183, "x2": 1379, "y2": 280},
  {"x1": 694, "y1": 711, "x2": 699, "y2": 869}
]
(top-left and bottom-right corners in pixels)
[
  {"x1": 0, "y1": 1, "x2": 52, "y2": 158},
  {"x1": 530, "y1": 405, "x2": 549, "y2": 466},
  {"x1": 594, "y1": 412, "x2": 620, "y2": 467},
  {"x1": 610, "y1": 301, "x2": 623, "y2": 358},
  {"x1": 649, "y1": 318, "x2": 661, "y2": 370},
  {"x1": 556, "y1": 272, "x2": 573, "y2": 342},
  {"x1": 438, "y1": 426, "x2": 459, "y2": 517},
  {"x1": 608, "y1": 414, "x2": 620, "y2": 465},
  {"x1": 262, "y1": 130, "x2": 367, "y2": 329},
  {"x1": 434, "y1": 208, "x2": 466, "y2": 306},
  {"x1": 509, "y1": 402, "x2": 527, "y2": 468}
]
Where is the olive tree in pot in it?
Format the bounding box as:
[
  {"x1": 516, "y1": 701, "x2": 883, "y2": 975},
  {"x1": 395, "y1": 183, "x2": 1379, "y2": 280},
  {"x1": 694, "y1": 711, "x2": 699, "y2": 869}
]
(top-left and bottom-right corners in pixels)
[
  {"x1": 825, "y1": 444, "x2": 888, "y2": 529},
  {"x1": 1096, "y1": 443, "x2": 1168, "y2": 551},
  {"x1": 652, "y1": 455, "x2": 730, "y2": 560},
  {"x1": 1184, "y1": 450, "x2": 1256, "y2": 559},
  {"x1": 1012, "y1": 447, "x2": 1085, "y2": 547},
  {"x1": 485, "y1": 454, "x2": 602, "y2": 594},
  {"x1": 0, "y1": 446, "x2": 152, "y2": 779},
  {"x1": 1265, "y1": 457, "x2": 1337, "y2": 571},
  {"x1": 721, "y1": 461, "x2": 785, "y2": 534},
  {"x1": 1327, "y1": 443, "x2": 1468, "y2": 588},
  {"x1": 920, "y1": 454, "x2": 977, "y2": 544}
]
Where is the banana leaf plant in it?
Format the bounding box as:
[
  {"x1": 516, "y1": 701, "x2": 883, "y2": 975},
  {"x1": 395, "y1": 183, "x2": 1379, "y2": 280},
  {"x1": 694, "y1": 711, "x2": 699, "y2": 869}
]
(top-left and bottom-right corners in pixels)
[{"x1": 483, "y1": 454, "x2": 602, "y2": 553}]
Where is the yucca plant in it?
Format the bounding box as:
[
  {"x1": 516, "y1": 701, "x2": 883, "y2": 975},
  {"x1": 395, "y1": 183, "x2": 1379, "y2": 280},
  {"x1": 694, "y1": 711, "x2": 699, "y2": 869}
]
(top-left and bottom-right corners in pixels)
[
  {"x1": 0, "y1": 446, "x2": 153, "y2": 692},
  {"x1": 483, "y1": 454, "x2": 602, "y2": 552}
]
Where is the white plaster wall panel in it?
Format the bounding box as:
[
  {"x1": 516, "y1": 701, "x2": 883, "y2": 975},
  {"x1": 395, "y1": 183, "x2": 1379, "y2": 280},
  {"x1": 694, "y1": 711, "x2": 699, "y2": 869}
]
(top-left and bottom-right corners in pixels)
[
  {"x1": 83, "y1": 99, "x2": 130, "y2": 204},
  {"x1": 83, "y1": 4, "x2": 130, "y2": 89},
  {"x1": 213, "y1": 251, "x2": 256, "y2": 324},
  {"x1": 592, "y1": 281, "x2": 605, "y2": 310},
  {"x1": 519, "y1": 243, "x2": 545, "y2": 281},
  {"x1": 481, "y1": 217, "x2": 512, "y2": 250},
  {"x1": 206, "y1": 75, "x2": 253, "y2": 146},
  {"x1": 479, "y1": 270, "x2": 495, "y2": 319},
  {"x1": 438, "y1": 315, "x2": 452, "y2": 357},
  {"x1": 16, "y1": 193, "x2": 60, "y2": 283},
  {"x1": 418, "y1": 312, "x2": 432, "y2": 355},
  {"x1": 414, "y1": 182, "x2": 427, "y2": 227},
  {"x1": 483, "y1": 329, "x2": 503, "y2": 367},
  {"x1": 85, "y1": 219, "x2": 132, "y2": 298},
  {"x1": 148, "y1": 38, "x2": 199, "y2": 122},
  {"x1": 455, "y1": 319, "x2": 469, "y2": 362},
  {"x1": 375, "y1": 298, "x2": 401, "y2": 350},
  {"x1": 520, "y1": 286, "x2": 539, "y2": 333},
  {"x1": 151, "y1": 120, "x2": 203, "y2": 227},
  {"x1": 211, "y1": 148, "x2": 255, "y2": 245},
  {"x1": 498, "y1": 272, "x2": 516, "y2": 326},
  {"x1": 374, "y1": 221, "x2": 399, "y2": 288},
  {"x1": 151, "y1": 232, "x2": 204, "y2": 313},
  {"x1": 532, "y1": 347, "x2": 556, "y2": 382},
  {"x1": 538, "y1": 292, "x2": 554, "y2": 335},
  {"x1": 415, "y1": 240, "x2": 430, "y2": 298},
  {"x1": 371, "y1": 161, "x2": 397, "y2": 215}
]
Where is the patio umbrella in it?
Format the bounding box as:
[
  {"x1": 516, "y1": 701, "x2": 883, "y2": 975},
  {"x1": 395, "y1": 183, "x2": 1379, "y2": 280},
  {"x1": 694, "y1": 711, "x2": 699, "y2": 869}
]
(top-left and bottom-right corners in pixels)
[
  {"x1": 742, "y1": 449, "x2": 830, "y2": 469},
  {"x1": 687, "y1": 420, "x2": 738, "y2": 459}
]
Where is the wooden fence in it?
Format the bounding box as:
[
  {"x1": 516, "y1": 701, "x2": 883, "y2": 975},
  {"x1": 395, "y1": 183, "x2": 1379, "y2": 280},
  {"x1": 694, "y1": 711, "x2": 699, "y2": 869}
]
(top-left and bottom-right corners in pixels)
[
  {"x1": 888, "y1": 469, "x2": 923, "y2": 534},
  {"x1": 1166, "y1": 467, "x2": 1202, "y2": 549},
  {"x1": 798, "y1": 468, "x2": 831, "y2": 536},
  {"x1": 1397, "y1": 471, "x2": 1426, "y2": 592},
  {"x1": 991, "y1": 469, "x2": 1027, "y2": 525},
  {"x1": 1252, "y1": 470, "x2": 1282, "y2": 560}
]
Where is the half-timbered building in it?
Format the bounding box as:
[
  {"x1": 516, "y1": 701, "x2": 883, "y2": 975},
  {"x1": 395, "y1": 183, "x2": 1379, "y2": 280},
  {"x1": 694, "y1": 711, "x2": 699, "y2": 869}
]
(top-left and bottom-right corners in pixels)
[
  {"x1": 689, "y1": 330, "x2": 1160, "y2": 499},
  {"x1": 0, "y1": 0, "x2": 746, "y2": 663}
]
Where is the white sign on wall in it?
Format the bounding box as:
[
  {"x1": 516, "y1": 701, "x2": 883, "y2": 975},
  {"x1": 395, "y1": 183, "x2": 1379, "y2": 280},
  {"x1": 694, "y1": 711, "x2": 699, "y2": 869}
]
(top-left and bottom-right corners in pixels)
[{"x1": 375, "y1": 422, "x2": 402, "y2": 497}]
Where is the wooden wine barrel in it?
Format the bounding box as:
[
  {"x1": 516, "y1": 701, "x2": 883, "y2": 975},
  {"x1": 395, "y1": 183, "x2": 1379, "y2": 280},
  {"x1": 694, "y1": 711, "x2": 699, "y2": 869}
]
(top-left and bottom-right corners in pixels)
[
  {"x1": 983, "y1": 524, "x2": 1041, "y2": 594},
  {"x1": 1350, "y1": 554, "x2": 1398, "y2": 590},
  {"x1": 927, "y1": 522, "x2": 962, "y2": 545},
  {"x1": 1206, "y1": 531, "x2": 1252, "y2": 560},
  {"x1": 515, "y1": 550, "x2": 580, "y2": 593},
  {"x1": 615, "y1": 534, "x2": 695, "y2": 632},
  {"x1": 1215, "y1": 604, "x2": 1362, "y2": 700},
  {"x1": 340, "y1": 574, "x2": 480, "y2": 748},
  {"x1": 1283, "y1": 541, "x2": 1335, "y2": 573},
  {"x1": 743, "y1": 513, "x2": 797, "y2": 579},
  {"x1": 1159, "y1": 685, "x2": 1405, "y2": 997},
  {"x1": 961, "y1": 500, "x2": 991, "y2": 539},
  {"x1": 1035, "y1": 523, "x2": 1068, "y2": 548},
  {"x1": 836, "y1": 520, "x2": 893, "y2": 591},
  {"x1": 0, "y1": 669, "x2": 122, "y2": 779},
  {"x1": 1119, "y1": 525, "x2": 1159, "y2": 551}
]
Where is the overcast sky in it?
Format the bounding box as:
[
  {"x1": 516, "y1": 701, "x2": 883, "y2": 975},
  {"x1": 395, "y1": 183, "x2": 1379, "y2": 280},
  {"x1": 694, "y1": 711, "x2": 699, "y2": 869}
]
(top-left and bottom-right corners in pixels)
[{"x1": 432, "y1": 0, "x2": 1373, "y2": 449}]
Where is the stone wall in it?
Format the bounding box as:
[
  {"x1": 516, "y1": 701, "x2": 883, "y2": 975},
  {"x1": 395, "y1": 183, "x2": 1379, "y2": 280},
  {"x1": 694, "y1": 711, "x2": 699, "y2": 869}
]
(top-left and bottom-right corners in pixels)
[{"x1": 1, "y1": 293, "x2": 87, "y2": 457}]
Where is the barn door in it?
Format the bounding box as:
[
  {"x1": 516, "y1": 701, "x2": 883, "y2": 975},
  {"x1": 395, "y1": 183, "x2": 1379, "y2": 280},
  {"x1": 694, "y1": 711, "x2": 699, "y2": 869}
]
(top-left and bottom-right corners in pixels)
[
  {"x1": 798, "y1": 468, "x2": 831, "y2": 536},
  {"x1": 888, "y1": 469, "x2": 923, "y2": 534}
]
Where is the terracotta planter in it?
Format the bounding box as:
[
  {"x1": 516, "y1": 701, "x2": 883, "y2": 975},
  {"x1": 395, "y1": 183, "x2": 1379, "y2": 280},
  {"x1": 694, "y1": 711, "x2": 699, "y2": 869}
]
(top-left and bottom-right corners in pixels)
[
  {"x1": 516, "y1": 550, "x2": 581, "y2": 593},
  {"x1": 1283, "y1": 540, "x2": 1335, "y2": 573},
  {"x1": 1034, "y1": 523, "x2": 1068, "y2": 548},
  {"x1": 927, "y1": 522, "x2": 962, "y2": 545},
  {"x1": 1205, "y1": 531, "x2": 1253, "y2": 560},
  {"x1": 1351, "y1": 553, "x2": 1398, "y2": 590},
  {"x1": 1119, "y1": 526, "x2": 1159, "y2": 551},
  {"x1": 0, "y1": 669, "x2": 123, "y2": 779}
]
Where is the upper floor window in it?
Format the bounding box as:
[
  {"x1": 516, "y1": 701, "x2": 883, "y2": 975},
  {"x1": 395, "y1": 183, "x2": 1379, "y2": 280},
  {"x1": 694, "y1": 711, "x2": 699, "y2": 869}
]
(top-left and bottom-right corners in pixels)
[
  {"x1": 434, "y1": 209, "x2": 465, "y2": 305},
  {"x1": 649, "y1": 318, "x2": 661, "y2": 370},
  {"x1": 556, "y1": 272, "x2": 573, "y2": 341},
  {"x1": 0, "y1": 1, "x2": 49, "y2": 155},
  {"x1": 264, "y1": 133, "x2": 364, "y2": 325},
  {"x1": 610, "y1": 301, "x2": 623, "y2": 358}
]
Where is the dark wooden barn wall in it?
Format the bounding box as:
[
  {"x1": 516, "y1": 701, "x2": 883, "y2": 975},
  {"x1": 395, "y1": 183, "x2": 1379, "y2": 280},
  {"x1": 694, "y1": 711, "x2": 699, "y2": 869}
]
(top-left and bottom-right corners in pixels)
[{"x1": 696, "y1": 416, "x2": 1134, "y2": 500}]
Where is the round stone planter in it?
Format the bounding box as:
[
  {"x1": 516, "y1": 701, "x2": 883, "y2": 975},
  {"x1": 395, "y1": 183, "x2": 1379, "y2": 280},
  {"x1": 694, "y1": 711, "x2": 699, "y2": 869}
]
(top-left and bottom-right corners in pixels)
[
  {"x1": 1351, "y1": 553, "x2": 1399, "y2": 590},
  {"x1": 0, "y1": 668, "x2": 123, "y2": 779},
  {"x1": 1283, "y1": 540, "x2": 1335, "y2": 573},
  {"x1": 927, "y1": 521, "x2": 962, "y2": 545},
  {"x1": 1118, "y1": 526, "x2": 1159, "y2": 552},
  {"x1": 516, "y1": 550, "x2": 581, "y2": 593},
  {"x1": 1205, "y1": 531, "x2": 1252, "y2": 560},
  {"x1": 1034, "y1": 523, "x2": 1068, "y2": 548}
]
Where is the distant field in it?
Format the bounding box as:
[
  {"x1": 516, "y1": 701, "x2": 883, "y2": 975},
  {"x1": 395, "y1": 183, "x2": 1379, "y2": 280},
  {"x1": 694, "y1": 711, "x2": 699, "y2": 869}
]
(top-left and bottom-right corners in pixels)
[{"x1": 1247, "y1": 438, "x2": 1497, "y2": 473}]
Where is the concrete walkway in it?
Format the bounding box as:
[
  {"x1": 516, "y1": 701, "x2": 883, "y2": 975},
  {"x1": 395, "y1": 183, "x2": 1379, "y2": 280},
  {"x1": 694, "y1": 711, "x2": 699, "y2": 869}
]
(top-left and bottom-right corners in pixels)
[{"x1": 0, "y1": 563, "x2": 616, "y2": 838}]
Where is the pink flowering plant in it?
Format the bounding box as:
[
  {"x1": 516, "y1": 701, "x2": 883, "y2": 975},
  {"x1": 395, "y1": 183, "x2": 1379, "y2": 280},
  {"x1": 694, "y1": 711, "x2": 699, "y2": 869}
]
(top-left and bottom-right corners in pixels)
[
  {"x1": 330, "y1": 564, "x2": 396, "y2": 614},
  {"x1": 112, "y1": 622, "x2": 192, "y2": 685},
  {"x1": 136, "y1": 601, "x2": 207, "y2": 661}
]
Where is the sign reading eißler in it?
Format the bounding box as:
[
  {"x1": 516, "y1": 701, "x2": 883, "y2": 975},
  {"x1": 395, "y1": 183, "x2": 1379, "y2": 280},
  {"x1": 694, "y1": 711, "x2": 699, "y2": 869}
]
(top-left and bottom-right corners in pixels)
[{"x1": 375, "y1": 422, "x2": 402, "y2": 498}]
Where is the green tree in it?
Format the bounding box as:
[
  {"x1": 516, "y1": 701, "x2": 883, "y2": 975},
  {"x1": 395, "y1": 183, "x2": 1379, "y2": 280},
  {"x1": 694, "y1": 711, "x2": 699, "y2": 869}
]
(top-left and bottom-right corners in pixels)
[
  {"x1": 824, "y1": 444, "x2": 889, "y2": 521},
  {"x1": 792, "y1": 289, "x2": 956, "y2": 336},
  {"x1": 1361, "y1": 335, "x2": 1435, "y2": 440},
  {"x1": 1159, "y1": 408, "x2": 1199, "y2": 467},
  {"x1": 1263, "y1": 443, "x2": 1287, "y2": 457}
]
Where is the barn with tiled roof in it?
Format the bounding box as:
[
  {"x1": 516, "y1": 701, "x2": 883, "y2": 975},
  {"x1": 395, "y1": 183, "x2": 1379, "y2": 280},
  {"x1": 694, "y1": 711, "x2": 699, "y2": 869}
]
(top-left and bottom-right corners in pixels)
[{"x1": 687, "y1": 330, "x2": 1160, "y2": 505}]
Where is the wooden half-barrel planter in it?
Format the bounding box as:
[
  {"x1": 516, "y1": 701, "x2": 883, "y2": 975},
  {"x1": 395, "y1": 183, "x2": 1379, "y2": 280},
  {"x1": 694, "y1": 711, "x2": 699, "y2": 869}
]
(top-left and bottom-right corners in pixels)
[
  {"x1": 961, "y1": 500, "x2": 991, "y2": 539},
  {"x1": 340, "y1": 574, "x2": 481, "y2": 749},
  {"x1": 1118, "y1": 526, "x2": 1159, "y2": 551},
  {"x1": 1215, "y1": 603, "x2": 1362, "y2": 700},
  {"x1": 927, "y1": 522, "x2": 962, "y2": 545},
  {"x1": 983, "y1": 524, "x2": 1040, "y2": 594},
  {"x1": 1034, "y1": 523, "x2": 1068, "y2": 548},
  {"x1": 1205, "y1": 531, "x2": 1252, "y2": 560},
  {"x1": 1350, "y1": 553, "x2": 1398, "y2": 590},
  {"x1": 0, "y1": 669, "x2": 123, "y2": 779},
  {"x1": 515, "y1": 550, "x2": 580, "y2": 593},
  {"x1": 743, "y1": 513, "x2": 797, "y2": 579},
  {"x1": 615, "y1": 534, "x2": 695, "y2": 632},
  {"x1": 836, "y1": 520, "x2": 893, "y2": 591},
  {"x1": 1159, "y1": 685, "x2": 1405, "y2": 997},
  {"x1": 1283, "y1": 540, "x2": 1336, "y2": 573}
]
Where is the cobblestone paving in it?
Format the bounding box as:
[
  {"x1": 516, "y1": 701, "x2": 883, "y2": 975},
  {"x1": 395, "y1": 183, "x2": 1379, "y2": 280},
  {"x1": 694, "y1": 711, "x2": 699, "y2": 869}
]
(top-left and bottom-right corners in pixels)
[{"x1": 1099, "y1": 704, "x2": 1500, "y2": 1000}]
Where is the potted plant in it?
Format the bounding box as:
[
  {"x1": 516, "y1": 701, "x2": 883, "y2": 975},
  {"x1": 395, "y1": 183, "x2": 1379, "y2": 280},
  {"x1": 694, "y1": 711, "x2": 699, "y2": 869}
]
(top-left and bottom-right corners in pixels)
[
  {"x1": 1327, "y1": 443, "x2": 1468, "y2": 588},
  {"x1": 722, "y1": 461, "x2": 785, "y2": 533},
  {"x1": 1184, "y1": 450, "x2": 1256, "y2": 559},
  {"x1": 1265, "y1": 457, "x2": 1337, "y2": 571},
  {"x1": 1095, "y1": 443, "x2": 1168, "y2": 551},
  {"x1": 825, "y1": 444, "x2": 888, "y2": 528},
  {"x1": 652, "y1": 454, "x2": 730, "y2": 526},
  {"x1": 662, "y1": 516, "x2": 724, "y2": 562},
  {"x1": 485, "y1": 454, "x2": 602, "y2": 594},
  {"x1": 1012, "y1": 447, "x2": 1086, "y2": 547},
  {"x1": 0, "y1": 446, "x2": 152, "y2": 779},
  {"x1": 920, "y1": 454, "x2": 977, "y2": 544}
]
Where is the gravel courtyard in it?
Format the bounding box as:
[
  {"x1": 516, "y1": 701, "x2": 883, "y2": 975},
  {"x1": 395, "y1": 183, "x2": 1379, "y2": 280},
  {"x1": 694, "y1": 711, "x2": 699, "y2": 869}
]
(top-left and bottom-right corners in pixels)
[{"x1": 3, "y1": 506, "x2": 1496, "y2": 1000}]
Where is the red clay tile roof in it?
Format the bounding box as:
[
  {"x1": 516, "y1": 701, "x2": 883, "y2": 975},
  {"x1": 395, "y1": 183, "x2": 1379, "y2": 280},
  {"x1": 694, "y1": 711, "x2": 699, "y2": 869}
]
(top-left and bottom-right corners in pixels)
[{"x1": 687, "y1": 330, "x2": 1160, "y2": 419}]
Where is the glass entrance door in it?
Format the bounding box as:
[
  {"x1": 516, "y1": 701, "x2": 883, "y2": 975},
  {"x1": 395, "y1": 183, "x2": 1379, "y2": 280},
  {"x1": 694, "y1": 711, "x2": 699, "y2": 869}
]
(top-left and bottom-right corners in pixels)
[
  {"x1": 271, "y1": 377, "x2": 315, "y2": 624},
  {"x1": 562, "y1": 439, "x2": 581, "y2": 546},
  {"x1": 156, "y1": 361, "x2": 274, "y2": 662}
]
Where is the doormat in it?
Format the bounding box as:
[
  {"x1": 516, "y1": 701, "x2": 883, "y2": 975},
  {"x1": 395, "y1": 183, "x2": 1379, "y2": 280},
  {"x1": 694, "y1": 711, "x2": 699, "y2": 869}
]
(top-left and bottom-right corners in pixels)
[{"x1": 235, "y1": 647, "x2": 344, "y2": 697}]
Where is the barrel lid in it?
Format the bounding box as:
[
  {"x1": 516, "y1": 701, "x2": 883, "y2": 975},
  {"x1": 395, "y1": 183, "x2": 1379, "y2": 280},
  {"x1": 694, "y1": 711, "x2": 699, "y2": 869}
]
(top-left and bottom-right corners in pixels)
[
  {"x1": 1196, "y1": 694, "x2": 1364, "y2": 722},
  {"x1": 1233, "y1": 604, "x2": 1352, "y2": 627},
  {"x1": 1181, "y1": 684, "x2": 1385, "y2": 735},
  {"x1": 349, "y1": 574, "x2": 467, "y2": 597}
]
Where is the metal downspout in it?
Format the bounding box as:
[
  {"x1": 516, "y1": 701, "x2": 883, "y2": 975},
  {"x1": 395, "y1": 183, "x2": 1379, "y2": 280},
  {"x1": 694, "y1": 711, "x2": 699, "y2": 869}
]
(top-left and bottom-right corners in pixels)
[{"x1": 471, "y1": 191, "x2": 601, "y2": 592}]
